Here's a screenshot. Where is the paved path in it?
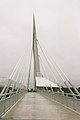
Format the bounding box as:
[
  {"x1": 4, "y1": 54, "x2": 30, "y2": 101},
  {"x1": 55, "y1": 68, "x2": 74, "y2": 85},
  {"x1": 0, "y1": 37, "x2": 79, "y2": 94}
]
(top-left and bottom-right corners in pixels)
[{"x1": 4, "y1": 93, "x2": 80, "y2": 120}]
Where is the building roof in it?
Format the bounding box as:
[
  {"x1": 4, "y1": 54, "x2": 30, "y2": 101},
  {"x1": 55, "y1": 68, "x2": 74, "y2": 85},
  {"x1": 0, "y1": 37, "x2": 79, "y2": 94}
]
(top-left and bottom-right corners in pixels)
[{"x1": 36, "y1": 77, "x2": 58, "y2": 87}]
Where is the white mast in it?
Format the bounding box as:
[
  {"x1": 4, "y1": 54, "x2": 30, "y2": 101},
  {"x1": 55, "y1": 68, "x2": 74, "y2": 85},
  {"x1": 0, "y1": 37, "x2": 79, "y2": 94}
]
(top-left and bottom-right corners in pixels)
[{"x1": 33, "y1": 15, "x2": 41, "y2": 90}]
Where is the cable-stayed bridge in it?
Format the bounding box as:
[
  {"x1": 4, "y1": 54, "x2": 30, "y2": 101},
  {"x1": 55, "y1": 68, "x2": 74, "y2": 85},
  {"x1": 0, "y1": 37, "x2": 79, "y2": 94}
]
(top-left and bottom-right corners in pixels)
[{"x1": 0, "y1": 15, "x2": 80, "y2": 120}]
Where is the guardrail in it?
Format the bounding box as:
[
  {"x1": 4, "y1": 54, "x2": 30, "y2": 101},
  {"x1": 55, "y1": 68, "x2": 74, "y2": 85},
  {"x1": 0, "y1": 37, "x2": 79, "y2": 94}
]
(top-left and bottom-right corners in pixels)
[
  {"x1": 0, "y1": 90, "x2": 26, "y2": 117},
  {"x1": 38, "y1": 90, "x2": 80, "y2": 114}
]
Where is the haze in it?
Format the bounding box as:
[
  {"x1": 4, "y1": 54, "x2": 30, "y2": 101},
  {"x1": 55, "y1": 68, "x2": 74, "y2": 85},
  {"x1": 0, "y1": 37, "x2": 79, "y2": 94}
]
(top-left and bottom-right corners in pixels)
[{"x1": 0, "y1": 0, "x2": 80, "y2": 86}]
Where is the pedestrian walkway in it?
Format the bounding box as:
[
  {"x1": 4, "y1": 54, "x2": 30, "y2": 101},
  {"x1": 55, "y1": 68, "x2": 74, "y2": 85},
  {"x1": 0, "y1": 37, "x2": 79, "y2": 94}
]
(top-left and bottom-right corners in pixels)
[{"x1": 4, "y1": 93, "x2": 80, "y2": 120}]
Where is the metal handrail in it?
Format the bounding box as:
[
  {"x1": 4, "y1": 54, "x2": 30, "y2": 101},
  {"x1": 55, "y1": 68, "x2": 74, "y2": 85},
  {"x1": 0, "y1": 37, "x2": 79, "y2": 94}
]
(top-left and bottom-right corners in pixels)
[
  {"x1": 38, "y1": 89, "x2": 80, "y2": 114},
  {"x1": 0, "y1": 90, "x2": 26, "y2": 116}
]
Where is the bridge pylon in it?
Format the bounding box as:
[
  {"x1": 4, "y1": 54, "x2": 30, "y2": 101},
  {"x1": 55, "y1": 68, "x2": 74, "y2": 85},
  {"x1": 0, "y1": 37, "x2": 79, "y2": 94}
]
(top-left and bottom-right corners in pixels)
[{"x1": 32, "y1": 15, "x2": 42, "y2": 90}]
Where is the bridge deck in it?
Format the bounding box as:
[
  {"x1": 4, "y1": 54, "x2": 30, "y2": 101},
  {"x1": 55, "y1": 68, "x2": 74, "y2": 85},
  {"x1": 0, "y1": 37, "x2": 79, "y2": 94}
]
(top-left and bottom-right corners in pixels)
[{"x1": 4, "y1": 93, "x2": 80, "y2": 120}]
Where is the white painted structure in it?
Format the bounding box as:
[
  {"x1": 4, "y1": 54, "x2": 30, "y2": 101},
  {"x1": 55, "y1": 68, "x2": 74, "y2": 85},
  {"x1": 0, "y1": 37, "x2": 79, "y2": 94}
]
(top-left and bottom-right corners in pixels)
[{"x1": 36, "y1": 77, "x2": 58, "y2": 87}]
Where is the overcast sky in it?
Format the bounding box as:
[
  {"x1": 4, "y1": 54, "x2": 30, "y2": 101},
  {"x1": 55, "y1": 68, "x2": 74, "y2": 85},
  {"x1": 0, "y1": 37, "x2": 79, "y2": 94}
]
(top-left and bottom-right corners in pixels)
[{"x1": 0, "y1": 0, "x2": 80, "y2": 86}]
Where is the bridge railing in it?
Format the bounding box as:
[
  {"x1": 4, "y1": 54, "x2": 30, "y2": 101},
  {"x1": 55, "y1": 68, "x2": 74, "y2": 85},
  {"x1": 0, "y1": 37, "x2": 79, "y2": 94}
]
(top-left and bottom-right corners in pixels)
[
  {"x1": 0, "y1": 90, "x2": 26, "y2": 117},
  {"x1": 37, "y1": 89, "x2": 80, "y2": 114}
]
